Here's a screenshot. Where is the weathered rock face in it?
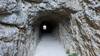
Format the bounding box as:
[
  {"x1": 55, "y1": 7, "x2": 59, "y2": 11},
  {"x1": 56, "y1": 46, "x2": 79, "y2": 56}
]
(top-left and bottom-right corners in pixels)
[
  {"x1": 0, "y1": 0, "x2": 100, "y2": 56},
  {"x1": 0, "y1": 0, "x2": 17, "y2": 14}
]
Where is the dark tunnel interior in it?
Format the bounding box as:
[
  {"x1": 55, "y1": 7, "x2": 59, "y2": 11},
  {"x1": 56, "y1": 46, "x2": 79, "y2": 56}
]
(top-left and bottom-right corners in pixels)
[{"x1": 39, "y1": 18, "x2": 58, "y2": 36}]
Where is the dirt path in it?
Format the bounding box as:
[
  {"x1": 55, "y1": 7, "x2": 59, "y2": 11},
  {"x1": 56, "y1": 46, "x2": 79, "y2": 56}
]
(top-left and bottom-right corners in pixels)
[{"x1": 34, "y1": 34, "x2": 67, "y2": 56}]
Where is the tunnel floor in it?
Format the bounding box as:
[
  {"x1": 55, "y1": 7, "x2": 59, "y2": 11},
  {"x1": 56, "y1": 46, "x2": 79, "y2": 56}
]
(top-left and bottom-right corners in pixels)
[{"x1": 34, "y1": 34, "x2": 67, "y2": 56}]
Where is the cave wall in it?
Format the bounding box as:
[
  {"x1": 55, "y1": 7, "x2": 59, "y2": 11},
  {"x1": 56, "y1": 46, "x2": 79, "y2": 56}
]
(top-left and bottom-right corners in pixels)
[{"x1": 0, "y1": 0, "x2": 100, "y2": 56}]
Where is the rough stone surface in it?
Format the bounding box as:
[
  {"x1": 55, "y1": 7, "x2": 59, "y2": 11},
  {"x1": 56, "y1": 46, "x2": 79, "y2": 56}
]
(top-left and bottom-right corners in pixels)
[
  {"x1": 0, "y1": 0, "x2": 100, "y2": 56},
  {"x1": 0, "y1": 0, "x2": 17, "y2": 14}
]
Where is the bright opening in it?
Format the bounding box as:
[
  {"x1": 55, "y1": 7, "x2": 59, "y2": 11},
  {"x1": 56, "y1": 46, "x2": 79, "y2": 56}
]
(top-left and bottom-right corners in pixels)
[{"x1": 43, "y1": 25, "x2": 47, "y2": 30}]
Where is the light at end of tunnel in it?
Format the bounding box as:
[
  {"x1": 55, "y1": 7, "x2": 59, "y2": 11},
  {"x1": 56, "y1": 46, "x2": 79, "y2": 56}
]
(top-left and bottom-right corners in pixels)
[{"x1": 43, "y1": 25, "x2": 47, "y2": 30}]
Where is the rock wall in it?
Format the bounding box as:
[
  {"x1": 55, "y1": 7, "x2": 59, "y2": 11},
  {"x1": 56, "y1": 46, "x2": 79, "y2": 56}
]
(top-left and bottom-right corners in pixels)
[{"x1": 0, "y1": 0, "x2": 100, "y2": 56}]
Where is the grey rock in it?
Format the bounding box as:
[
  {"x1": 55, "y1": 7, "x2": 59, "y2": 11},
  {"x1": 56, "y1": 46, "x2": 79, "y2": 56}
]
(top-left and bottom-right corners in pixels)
[
  {"x1": 0, "y1": 14, "x2": 17, "y2": 25},
  {"x1": 25, "y1": 0, "x2": 43, "y2": 3},
  {"x1": 0, "y1": 0, "x2": 100, "y2": 56},
  {"x1": 0, "y1": 0, "x2": 17, "y2": 14}
]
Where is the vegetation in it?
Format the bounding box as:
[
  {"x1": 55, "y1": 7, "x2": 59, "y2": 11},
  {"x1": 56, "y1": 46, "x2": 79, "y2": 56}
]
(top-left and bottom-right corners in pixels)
[
  {"x1": 68, "y1": 53, "x2": 78, "y2": 56},
  {"x1": 66, "y1": 50, "x2": 78, "y2": 56}
]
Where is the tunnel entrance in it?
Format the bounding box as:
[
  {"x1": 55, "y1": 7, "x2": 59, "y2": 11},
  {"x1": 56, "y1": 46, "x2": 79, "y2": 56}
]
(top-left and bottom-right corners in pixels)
[
  {"x1": 33, "y1": 10, "x2": 71, "y2": 56},
  {"x1": 34, "y1": 15, "x2": 68, "y2": 56},
  {"x1": 33, "y1": 10, "x2": 71, "y2": 39}
]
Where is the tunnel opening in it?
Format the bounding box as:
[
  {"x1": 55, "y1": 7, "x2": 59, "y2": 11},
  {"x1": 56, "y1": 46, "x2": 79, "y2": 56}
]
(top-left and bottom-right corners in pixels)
[
  {"x1": 31, "y1": 10, "x2": 72, "y2": 56},
  {"x1": 32, "y1": 10, "x2": 71, "y2": 43}
]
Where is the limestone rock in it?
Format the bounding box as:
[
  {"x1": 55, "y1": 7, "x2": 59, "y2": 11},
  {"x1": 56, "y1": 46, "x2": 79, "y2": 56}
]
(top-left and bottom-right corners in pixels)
[
  {"x1": 0, "y1": 0, "x2": 100, "y2": 56},
  {"x1": 0, "y1": 0, "x2": 17, "y2": 14}
]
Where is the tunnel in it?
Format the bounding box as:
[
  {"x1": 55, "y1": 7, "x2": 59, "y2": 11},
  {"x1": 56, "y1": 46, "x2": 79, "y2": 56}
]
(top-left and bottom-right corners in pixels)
[
  {"x1": 32, "y1": 10, "x2": 71, "y2": 40},
  {"x1": 31, "y1": 10, "x2": 72, "y2": 56}
]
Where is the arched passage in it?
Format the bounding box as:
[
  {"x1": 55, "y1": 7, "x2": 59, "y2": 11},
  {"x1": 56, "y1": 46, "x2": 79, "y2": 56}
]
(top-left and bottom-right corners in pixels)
[
  {"x1": 32, "y1": 9, "x2": 72, "y2": 56},
  {"x1": 33, "y1": 10, "x2": 71, "y2": 38}
]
